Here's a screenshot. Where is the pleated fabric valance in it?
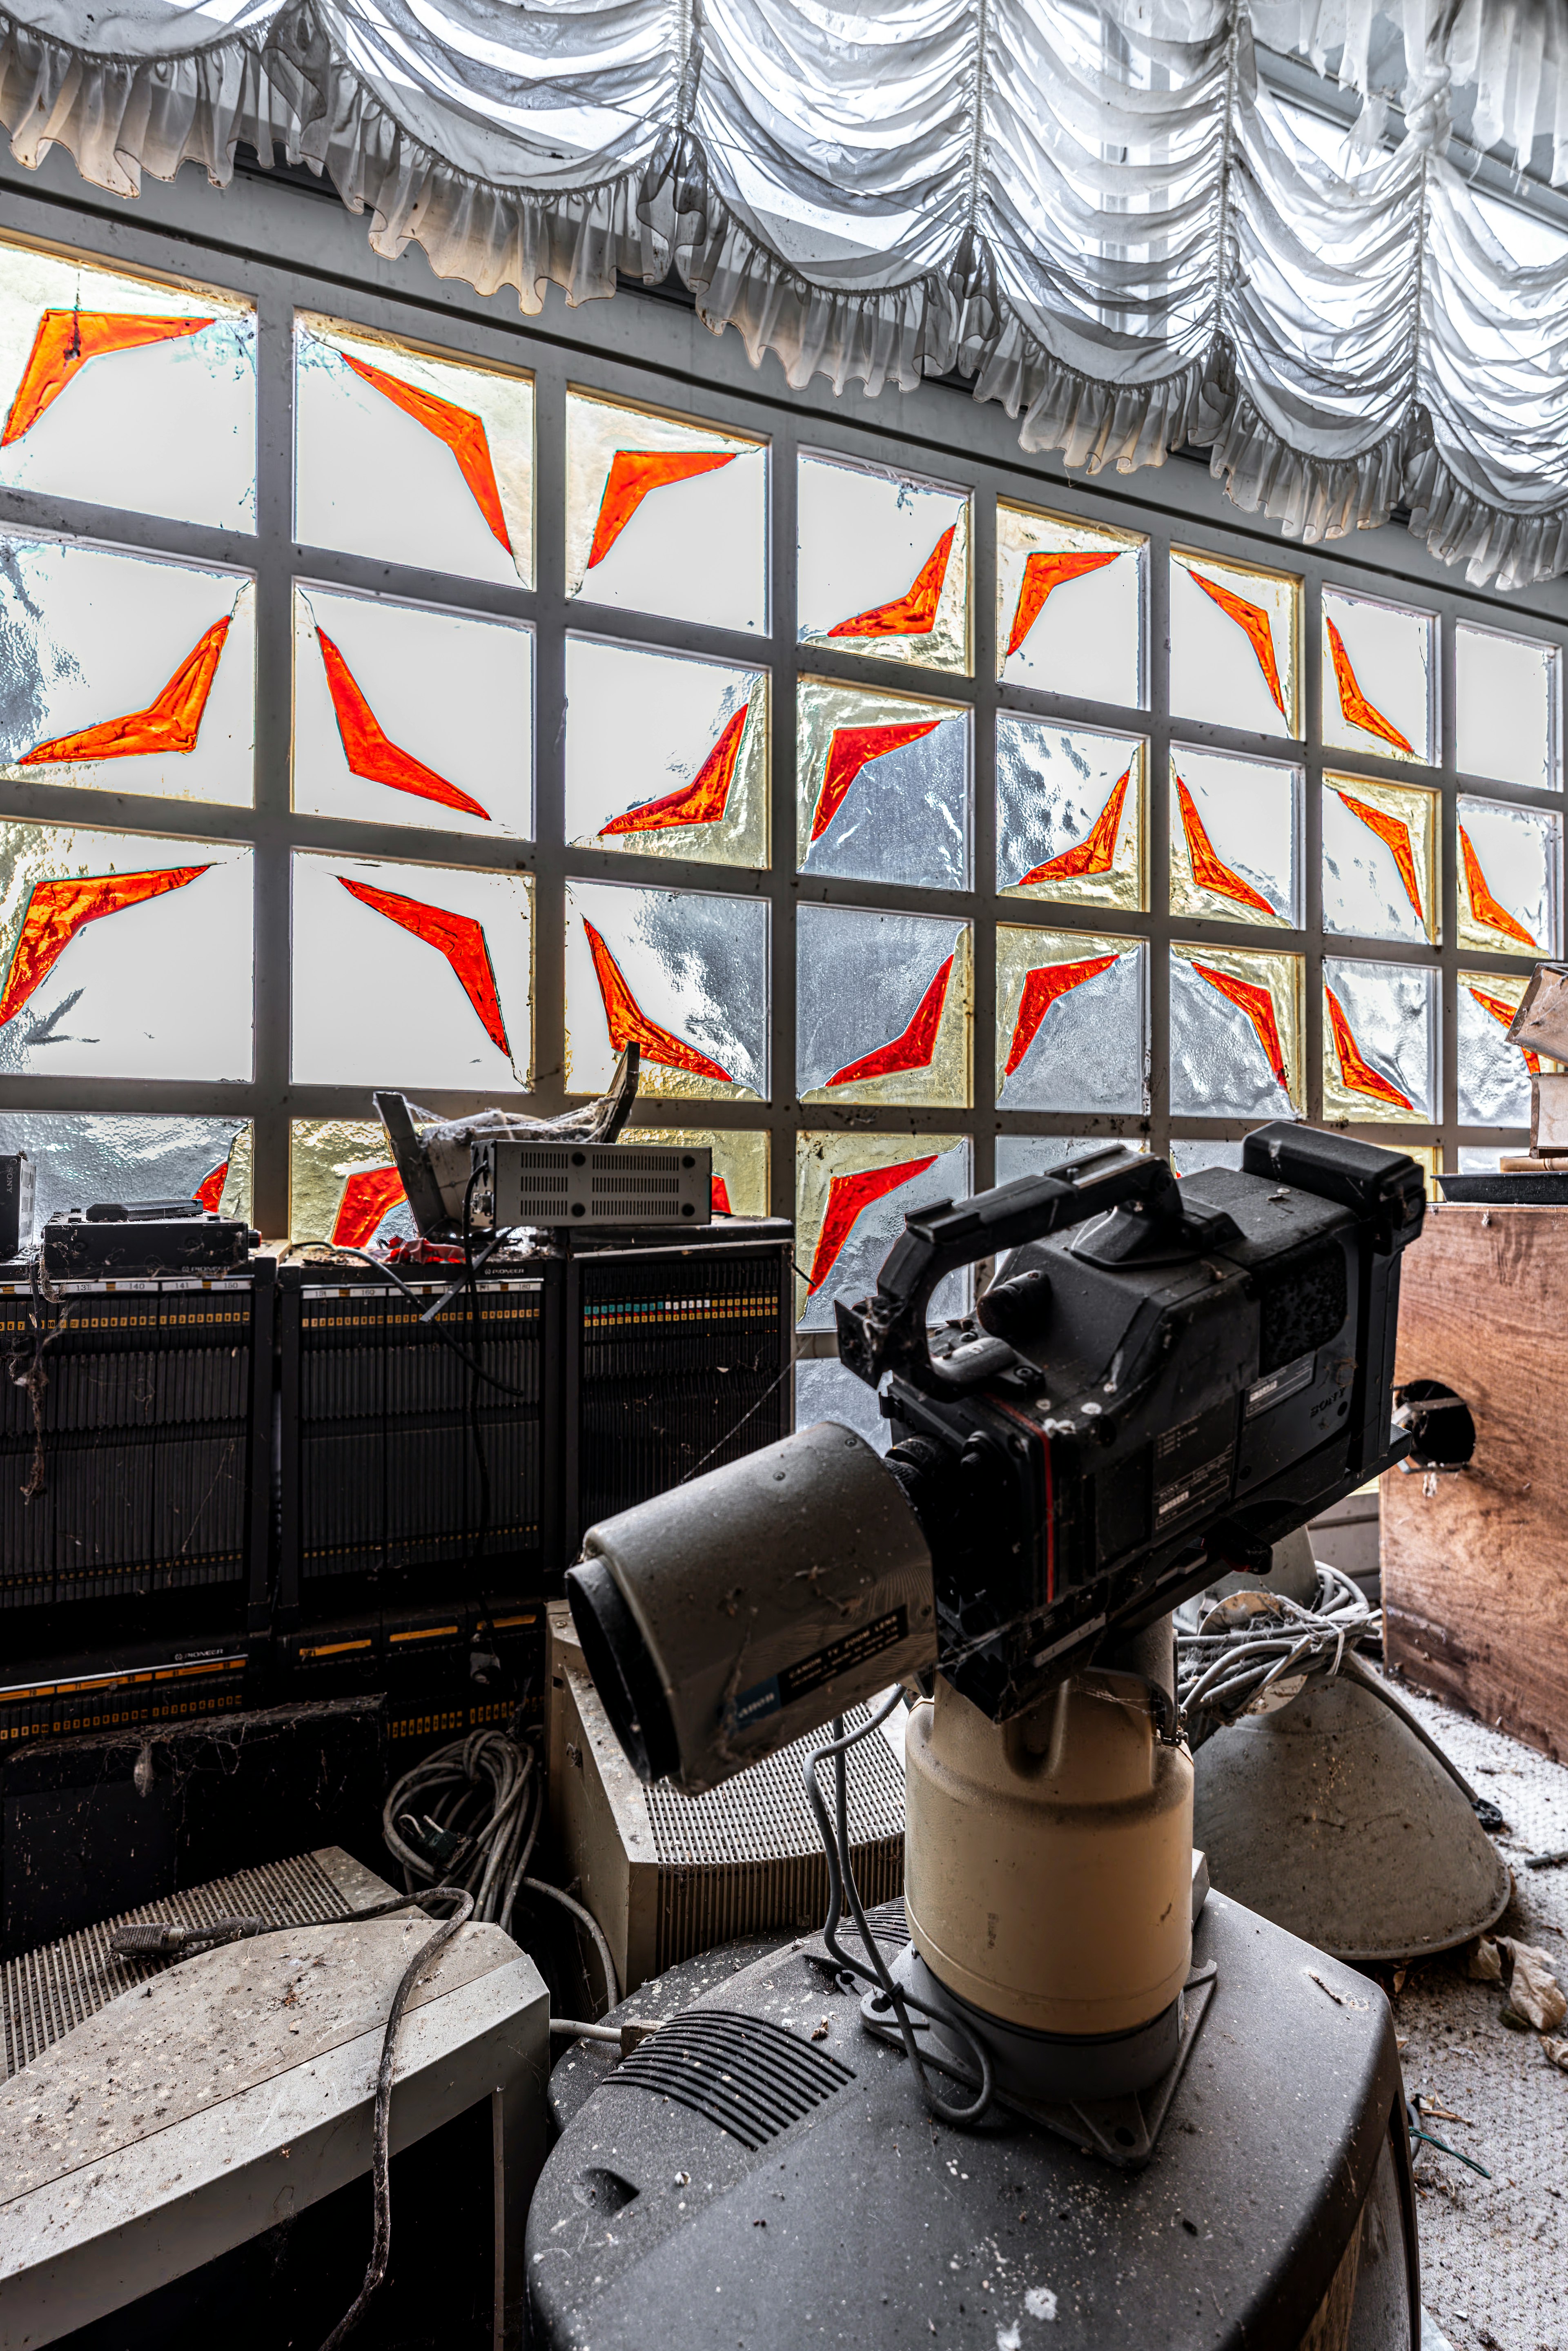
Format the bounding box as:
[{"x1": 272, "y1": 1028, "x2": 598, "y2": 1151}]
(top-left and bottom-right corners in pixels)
[{"x1": 5, "y1": 0, "x2": 1568, "y2": 588}]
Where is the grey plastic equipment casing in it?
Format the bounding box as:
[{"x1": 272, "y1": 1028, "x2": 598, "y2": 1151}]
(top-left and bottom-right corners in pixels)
[{"x1": 577, "y1": 1420, "x2": 935, "y2": 1794}]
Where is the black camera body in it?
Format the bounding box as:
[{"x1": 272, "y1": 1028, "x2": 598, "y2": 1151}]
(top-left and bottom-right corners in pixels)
[{"x1": 837, "y1": 1123, "x2": 1424, "y2": 1722}]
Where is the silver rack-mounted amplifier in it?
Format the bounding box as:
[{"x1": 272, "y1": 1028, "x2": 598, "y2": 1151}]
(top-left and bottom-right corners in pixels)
[{"x1": 477, "y1": 1140, "x2": 712, "y2": 1229}]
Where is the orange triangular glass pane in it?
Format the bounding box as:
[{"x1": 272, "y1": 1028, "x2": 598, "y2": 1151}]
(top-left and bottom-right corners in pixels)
[
  {"x1": 583, "y1": 918, "x2": 733, "y2": 1085},
  {"x1": 828, "y1": 955, "x2": 953, "y2": 1088},
  {"x1": 1006, "y1": 954, "x2": 1120, "y2": 1078},
  {"x1": 341, "y1": 352, "x2": 512, "y2": 555},
  {"x1": 808, "y1": 1156, "x2": 938, "y2": 1293},
  {"x1": 339, "y1": 878, "x2": 510, "y2": 1058},
  {"x1": 1326, "y1": 620, "x2": 1414, "y2": 755},
  {"x1": 1335, "y1": 791, "x2": 1425, "y2": 925},
  {"x1": 1176, "y1": 778, "x2": 1276, "y2": 916},
  {"x1": 2, "y1": 311, "x2": 214, "y2": 444},
  {"x1": 1185, "y1": 568, "x2": 1286, "y2": 716},
  {"x1": 192, "y1": 1160, "x2": 229, "y2": 1212},
  {"x1": 1015, "y1": 770, "x2": 1130, "y2": 887},
  {"x1": 1006, "y1": 550, "x2": 1119, "y2": 658},
  {"x1": 711, "y1": 1174, "x2": 733, "y2": 1215},
  {"x1": 0, "y1": 866, "x2": 211, "y2": 1026},
  {"x1": 20, "y1": 616, "x2": 230, "y2": 766},
  {"x1": 316, "y1": 628, "x2": 490, "y2": 821},
  {"x1": 1469, "y1": 985, "x2": 1541, "y2": 1075},
  {"x1": 811, "y1": 721, "x2": 941, "y2": 842},
  {"x1": 828, "y1": 526, "x2": 956, "y2": 639},
  {"x1": 1460, "y1": 826, "x2": 1537, "y2": 947},
  {"x1": 334, "y1": 1165, "x2": 407, "y2": 1248},
  {"x1": 600, "y1": 706, "x2": 748, "y2": 836},
  {"x1": 1191, "y1": 961, "x2": 1288, "y2": 1088},
  {"x1": 588, "y1": 452, "x2": 737, "y2": 569},
  {"x1": 1325, "y1": 984, "x2": 1413, "y2": 1110}
]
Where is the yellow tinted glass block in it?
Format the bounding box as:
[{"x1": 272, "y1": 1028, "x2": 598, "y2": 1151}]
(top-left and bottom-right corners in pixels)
[
  {"x1": 1323, "y1": 775, "x2": 1438, "y2": 945},
  {"x1": 566, "y1": 389, "x2": 766, "y2": 633},
  {"x1": 566, "y1": 637, "x2": 767, "y2": 870},
  {"x1": 995, "y1": 928, "x2": 1147, "y2": 1113},
  {"x1": 1457, "y1": 794, "x2": 1560, "y2": 955},
  {"x1": 1171, "y1": 550, "x2": 1300, "y2": 739},
  {"x1": 1322, "y1": 959, "x2": 1437, "y2": 1123},
  {"x1": 795, "y1": 1131, "x2": 970, "y2": 1332},
  {"x1": 996, "y1": 503, "x2": 1145, "y2": 705},
  {"x1": 798, "y1": 451, "x2": 969, "y2": 675},
  {"x1": 290, "y1": 1117, "x2": 409, "y2": 1248},
  {"x1": 622, "y1": 1126, "x2": 769, "y2": 1219},
  {"x1": 797, "y1": 678, "x2": 969, "y2": 889}
]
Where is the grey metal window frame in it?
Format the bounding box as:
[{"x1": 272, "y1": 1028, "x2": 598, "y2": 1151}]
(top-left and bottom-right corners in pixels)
[{"x1": 0, "y1": 156, "x2": 1562, "y2": 1357}]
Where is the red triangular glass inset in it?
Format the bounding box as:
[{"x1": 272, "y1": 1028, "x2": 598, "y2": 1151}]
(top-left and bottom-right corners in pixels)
[
  {"x1": 599, "y1": 707, "x2": 748, "y2": 836},
  {"x1": 1015, "y1": 770, "x2": 1130, "y2": 887},
  {"x1": 588, "y1": 452, "x2": 737, "y2": 568},
  {"x1": 1469, "y1": 985, "x2": 1541, "y2": 1076},
  {"x1": 1325, "y1": 984, "x2": 1412, "y2": 1110},
  {"x1": 334, "y1": 1165, "x2": 407, "y2": 1248},
  {"x1": 1005, "y1": 954, "x2": 1120, "y2": 1078},
  {"x1": 828, "y1": 956, "x2": 953, "y2": 1088},
  {"x1": 1006, "y1": 550, "x2": 1119, "y2": 658},
  {"x1": 583, "y1": 919, "x2": 734, "y2": 1085},
  {"x1": 2, "y1": 311, "x2": 214, "y2": 444},
  {"x1": 1326, "y1": 620, "x2": 1413, "y2": 754},
  {"x1": 1176, "y1": 778, "x2": 1277, "y2": 917},
  {"x1": 1334, "y1": 791, "x2": 1424, "y2": 926},
  {"x1": 711, "y1": 1174, "x2": 733, "y2": 1215},
  {"x1": 339, "y1": 878, "x2": 511, "y2": 1058},
  {"x1": 1185, "y1": 568, "x2": 1286, "y2": 716},
  {"x1": 21, "y1": 617, "x2": 231, "y2": 766},
  {"x1": 811, "y1": 721, "x2": 942, "y2": 842},
  {"x1": 1461, "y1": 826, "x2": 1537, "y2": 947},
  {"x1": 1191, "y1": 961, "x2": 1288, "y2": 1089},
  {"x1": 342, "y1": 351, "x2": 512, "y2": 554},
  {"x1": 0, "y1": 866, "x2": 212, "y2": 1026},
  {"x1": 828, "y1": 526, "x2": 956, "y2": 639},
  {"x1": 192, "y1": 1160, "x2": 229, "y2": 1212},
  {"x1": 808, "y1": 1157, "x2": 939, "y2": 1293},
  {"x1": 316, "y1": 628, "x2": 490, "y2": 821}
]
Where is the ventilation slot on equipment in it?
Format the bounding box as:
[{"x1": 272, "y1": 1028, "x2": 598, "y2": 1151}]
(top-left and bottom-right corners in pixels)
[{"x1": 612, "y1": 2009, "x2": 854, "y2": 2149}]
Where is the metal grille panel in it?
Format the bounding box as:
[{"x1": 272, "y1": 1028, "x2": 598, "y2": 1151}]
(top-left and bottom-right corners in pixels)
[{"x1": 612, "y1": 2008, "x2": 854, "y2": 2149}]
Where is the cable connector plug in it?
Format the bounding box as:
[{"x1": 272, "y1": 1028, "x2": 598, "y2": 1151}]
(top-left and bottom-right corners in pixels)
[{"x1": 111, "y1": 1915, "x2": 265, "y2": 1958}]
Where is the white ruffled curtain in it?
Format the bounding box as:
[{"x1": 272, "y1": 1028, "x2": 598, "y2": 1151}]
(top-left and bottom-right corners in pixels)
[{"x1": 4, "y1": 0, "x2": 1568, "y2": 587}]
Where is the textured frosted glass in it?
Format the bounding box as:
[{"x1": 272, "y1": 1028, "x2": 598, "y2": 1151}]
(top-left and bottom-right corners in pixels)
[
  {"x1": 566, "y1": 637, "x2": 767, "y2": 869},
  {"x1": 996, "y1": 719, "x2": 1144, "y2": 910},
  {"x1": 622, "y1": 1126, "x2": 769, "y2": 1219},
  {"x1": 0, "y1": 237, "x2": 255, "y2": 530},
  {"x1": 1321, "y1": 588, "x2": 1435, "y2": 765},
  {"x1": 0, "y1": 1112, "x2": 251, "y2": 1236},
  {"x1": 797, "y1": 679, "x2": 969, "y2": 889},
  {"x1": 797, "y1": 907, "x2": 970, "y2": 1108},
  {"x1": 1322, "y1": 959, "x2": 1437, "y2": 1123},
  {"x1": 291, "y1": 1117, "x2": 414, "y2": 1249},
  {"x1": 798, "y1": 452, "x2": 969, "y2": 674},
  {"x1": 997, "y1": 503, "x2": 1145, "y2": 705},
  {"x1": 1171, "y1": 552, "x2": 1300, "y2": 740},
  {"x1": 795, "y1": 1132, "x2": 969, "y2": 1331},
  {"x1": 0, "y1": 820, "x2": 252, "y2": 1081},
  {"x1": 996, "y1": 929, "x2": 1147, "y2": 1113},
  {"x1": 1169, "y1": 945, "x2": 1303, "y2": 1119},
  {"x1": 296, "y1": 314, "x2": 533, "y2": 587},
  {"x1": 1322, "y1": 775, "x2": 1438, "y2": 946},
  {"x1": 291, "y1": 854, "x2": 532, "y2": 1091},
  {"x1": 1168, "y1": 1138, "x2": 1246, "y2": 1175},
  {"x1": 795, "y1": 1358, "x2": 889, "y2": 1452},
  {"x1": 565, "y1": 879, "x2": 766, "y2": 1103},
  {"x1": 293, "y1": 586, "x2": 532, "y2": 838},
  {"x1": 565, "y1": 391, "x2": 764, "y2": 632},
  {"x1": 1457, "y1": 970, "x2": 1541, "y2": 1127},
  {"x1": 1457, "y1": 623, "x2": 1560, "y2": 789},
  {"x1": 1457, "y1": 795, "x2": 1560, "y2": 955},
  {"x1": 994, "y1": 1134, "x2": 1143, "y2": 1183},
  {"x1": 0, "y1": 533, "x2": 253, "y2": 807},
  {"x1": 1169, "y1": 749, "x2": 1299, "y2": 926},
  {"x1": 1456, "y1": 1147, "x2": 1507, "y2": 1172}
]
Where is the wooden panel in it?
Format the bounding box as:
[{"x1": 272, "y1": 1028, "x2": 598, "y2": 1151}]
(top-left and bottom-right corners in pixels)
[{"x1": 1383, "y1": 1203, "x2": 1568, "y2": 1764}]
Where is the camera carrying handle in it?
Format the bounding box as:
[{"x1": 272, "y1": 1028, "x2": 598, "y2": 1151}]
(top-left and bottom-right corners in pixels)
[{"x1": 835, "y1": 1146, "x2": 1184, "y2": 1397}]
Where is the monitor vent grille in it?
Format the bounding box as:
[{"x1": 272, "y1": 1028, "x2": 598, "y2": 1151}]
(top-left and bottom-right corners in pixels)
[{"x1": 613, "y1": 2008, "x2": 854, "y2": 2149}]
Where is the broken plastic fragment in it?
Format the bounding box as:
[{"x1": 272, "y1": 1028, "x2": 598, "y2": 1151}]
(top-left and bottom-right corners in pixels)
[
  {"x1": 192, "y1": 1159, "x2": 229, "y2": 1212},
  {"x1": 341, "y1": 351, "x2": 512, "y2": 554},
  {"x1": 1006, "y1": 551, "x2": 1118, "y2": 659},
  {"x1": 808, "y1": 1156, "x2": 938, "y2": 1292},
  {"x1": 583, "y1": 918, "x2": 734, "y2": 1084},
  {"x1": 1325, "y1": 983, "x2": 1412, "y2": 1110},
  {"x1": 1468, "y1": 985, "x2": 1541, "y2": 1075},
  {"x1": 2, "y1": 310, "x2": 214, "y2": 444},
  {"x1": 20, "y1": 616, "x2": 231, "y2": 765},
  {"x1": 811, "y1": 721, "x2": 942, "y2": 842},
  {"x1": 1336, "y1": 791, "x2": 1425, "y2": 925},
  {"x1": 0, "y1": 865, "x2": 212, "y2": 1025},
  {"x1": 337, "y1": 878, "x2": 510, "y2": 1058},
  {"x1": 1015, "y1": 769, "x2": 1130, "y2": 886},
  {"x1": 1460, "y1": 825, "x2": 1537, "y2": 947},
  {"x1": 828, "y1": 955, "x2": 953, "y2": 1087},
  {"x1": 600, "y1": 707, "x2": 748, "y2": 835},
  {"x1": 1184, "y1": 567, "x2": 1286, "y2": 717},
  {"x1": 315, "y1": 626, "x2": 491, "y2": 820},
  {"x1": 1006, "y1": 954, "x2": 1120, "y2": 1077},
  {"x1": 828, "y1": 526, "x2": 956, "y2": 639},
  {"x1": 588, "y1": 452, "x2": 737, "y2": 569},
  {"x1": 1326, "y1": 620, "x2": 1414, "y2": 755},
  {"x1": 1176, "y1": 778, "x2": 1277, "y2": 916},
  {"x1": 1193, "y1": 962, "x2": 1289, "y2": 1090},
  {"x1": 334, "y1": 1164, "x2": 406, "y2": 1248}
]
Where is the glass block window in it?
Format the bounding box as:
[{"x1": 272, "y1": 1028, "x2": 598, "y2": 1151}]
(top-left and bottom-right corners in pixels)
[{"x1": 0, "y1": 219, "x2": 1563, "y2": 1350}]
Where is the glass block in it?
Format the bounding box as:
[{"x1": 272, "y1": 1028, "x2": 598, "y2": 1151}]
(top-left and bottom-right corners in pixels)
[
  {"x1": 0, "y1": 818, "x2": 252, "y2": 1080},
  {"x1": 0, "y1": 236, "x2": 255, "y2": 530},
  {"x1": 622, "y1": 1126, "x2": 769, "y2": 1219},
  {"x1": 797, "y1": 907, "x2": 970, "y2": 1109},
  {"x1": 795, "y1": 1132, "x2": 970, "y2": 1332},
  {"x1": 1322, "y1": 959, "x2": 1437, "y2": 1123},
  {"x1": 1458, "y1": 969, "x2": 1543, "y2": 1128},
  {"x1": 294, "y1": 586, "x2": 532, "y2": 838},
  {"x1": 1168, "y1": 1137, "x2": 1246, "y2": 1175},
  {"x1": 1457, "y1": 1146, "x2": 1507, "y2": 1172},
  {"x1": 995, "y1": 1134, "x2": 1144, "y2": 1184},
  {"x1": 565, "y1": 879, "x2": 766, "y2": 1103},
  {"x1": 794, "y1": 1357, "x2": 889, "y2": 1452},
  {"x1": 0, "y1": 531, "x2": 254, "y2": 807},
  {"x1": 1169, "y1": 749, "x2": 1299, "y2": 926},
  {"x1": 997, "y1": 503, "x2": 1145, "y2": 705},
  {"x1": 1457, "y1": 795, "x2": 1560, "y2": 955},
  {"x1": 797, "y1": 680, "x2": 969, "y2": 889},
  {"x1": 1457, "y1": 622, "x2": 1560, "y2": 789},
  {"x1": 1171, "y1": 551, "x2": 1300, "y2": 740},
  {"x1": 296, "y1": 313, "x2": 533, "y2": 588},
  {"x1": 797, "y1": 452, "x2": 969, "y2": 674},
  {"x1": 290, "y1": 1117, "x2": 415, "y2": 1250},
  {"x1": 1322, "y1": 775, "x2": 1438, "y2": 945},
  {"x1": 997, "y1": 719, "x2": 1144, "y2": 910},
  {"x1": 0, "y1": 1112, "x2": 252, "y2": 1236},
  {"x1": 1321, "y1": 587, "x2": 1435, "y2": 764},
  {"x1": 291, "y1": 853, "x2": 532, "y2": 1091},
  {"x1": 996, "y1": 929, "x2": 1147, "y2": 1113},
  {"x1": 566, "y1": 390, "x2": 764, "y2": 633},
  {"x1": 566, "y1": 637, "x2": 767, "y2": 870},
  {"x1": 1170, "y1": 944, "x2": 1303, "y2": 1119}
]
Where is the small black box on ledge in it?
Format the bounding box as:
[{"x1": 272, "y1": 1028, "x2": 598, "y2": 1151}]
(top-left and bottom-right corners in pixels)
[
  {"x1": 0, "y1": 1154, "x2": 34, "y2": 1260},
  {"x1": 43, "y1": 1205, "x2": 259, "y2": 1277}
]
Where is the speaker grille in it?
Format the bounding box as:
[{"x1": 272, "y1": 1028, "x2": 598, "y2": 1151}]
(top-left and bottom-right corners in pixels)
[{"x1": 613, "y1": 2008, "x2": 854, "y2": 2149}]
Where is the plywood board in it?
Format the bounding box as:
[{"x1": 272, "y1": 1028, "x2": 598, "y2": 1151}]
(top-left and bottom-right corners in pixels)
[{"x1": 1383, "y1": 1203, "x2": 1568, "y2": 1764}]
